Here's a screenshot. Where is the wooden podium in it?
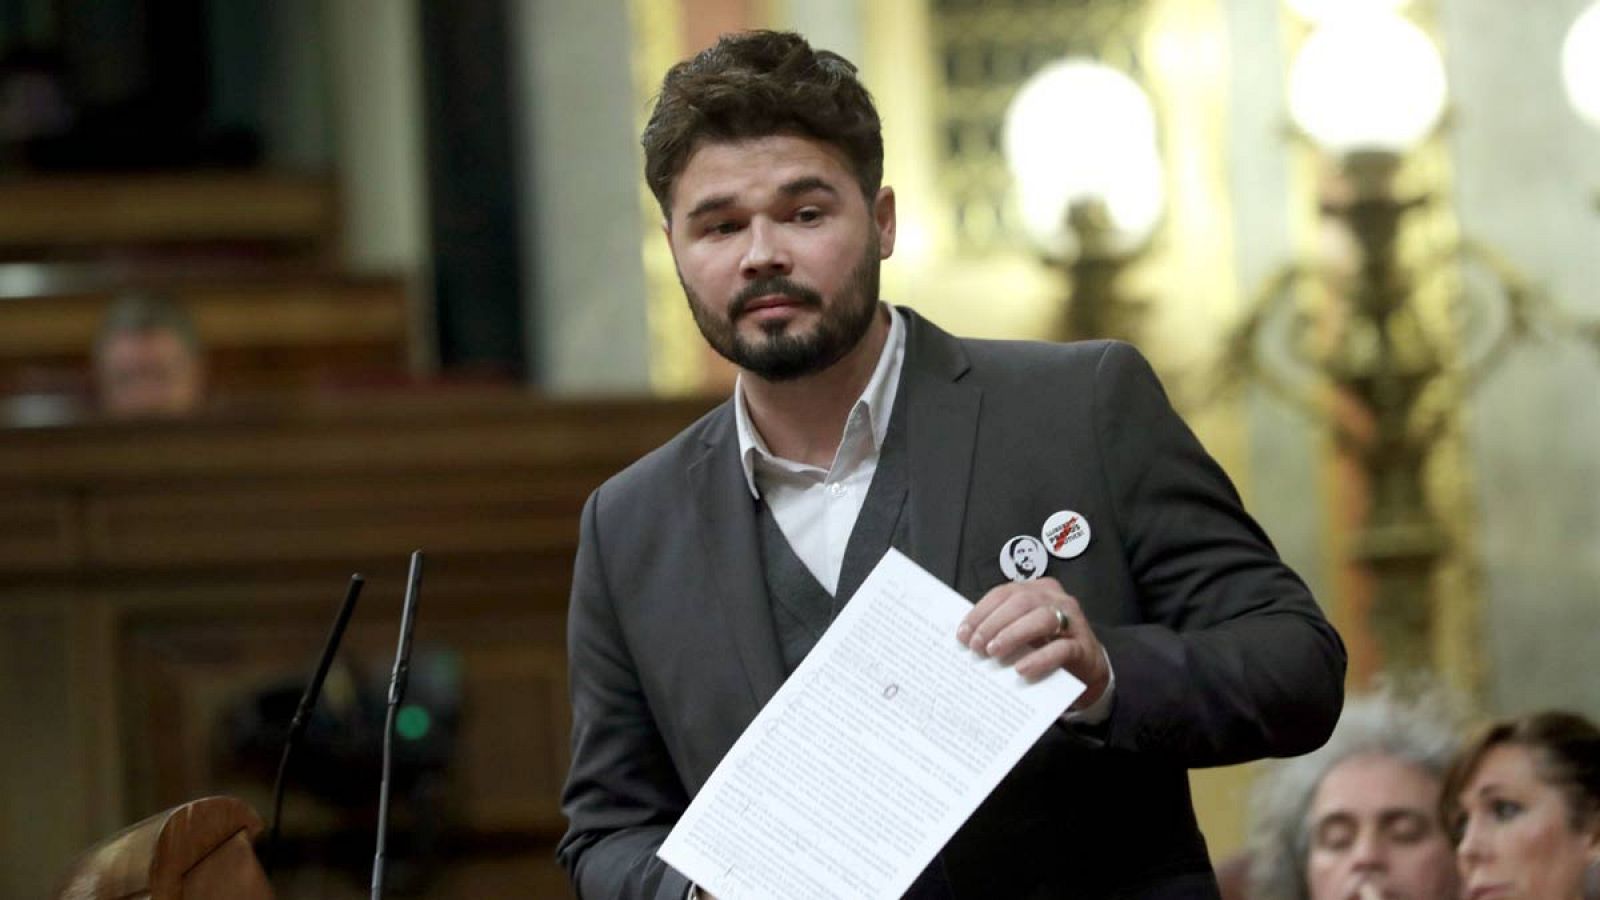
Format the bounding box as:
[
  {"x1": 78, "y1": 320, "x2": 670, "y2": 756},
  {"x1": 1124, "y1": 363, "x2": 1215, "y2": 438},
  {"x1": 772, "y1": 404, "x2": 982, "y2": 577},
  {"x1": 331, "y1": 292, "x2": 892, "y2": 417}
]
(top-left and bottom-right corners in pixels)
[
  {"x1": 54, "y1": 796, "x2": 274, "y2": 900},
  {"x1": 0, "y1": 390, "x2": 714, "y2": 897}
]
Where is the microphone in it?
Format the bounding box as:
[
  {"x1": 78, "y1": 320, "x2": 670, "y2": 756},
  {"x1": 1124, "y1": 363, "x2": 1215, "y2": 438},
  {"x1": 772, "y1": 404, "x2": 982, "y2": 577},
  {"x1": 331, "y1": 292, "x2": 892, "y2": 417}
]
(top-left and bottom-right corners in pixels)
[
  {"x1": 372, "y1": 550, "x2": 424, "y2": 900},
  {"x1": 264, "y1": 573, "x2": 365, "y2": 875}
]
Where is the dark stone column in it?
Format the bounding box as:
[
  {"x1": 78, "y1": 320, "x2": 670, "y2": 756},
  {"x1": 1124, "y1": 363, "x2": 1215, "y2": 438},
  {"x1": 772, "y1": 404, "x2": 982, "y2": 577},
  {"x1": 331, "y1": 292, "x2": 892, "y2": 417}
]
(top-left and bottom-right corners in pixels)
[{"x1": 418, "y1": 0, "x2": 530, "y2": 378}]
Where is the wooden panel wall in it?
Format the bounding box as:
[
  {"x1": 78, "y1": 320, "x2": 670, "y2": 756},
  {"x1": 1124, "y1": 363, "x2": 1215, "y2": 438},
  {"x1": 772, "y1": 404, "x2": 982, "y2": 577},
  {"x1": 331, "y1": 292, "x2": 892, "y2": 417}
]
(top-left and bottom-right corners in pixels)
[
  {"x1": 0, "y1": 391, "x2": 716, "y2": 898},
  {"x1": 0, "y1": 174, "x2": 337, "y2": 255}
]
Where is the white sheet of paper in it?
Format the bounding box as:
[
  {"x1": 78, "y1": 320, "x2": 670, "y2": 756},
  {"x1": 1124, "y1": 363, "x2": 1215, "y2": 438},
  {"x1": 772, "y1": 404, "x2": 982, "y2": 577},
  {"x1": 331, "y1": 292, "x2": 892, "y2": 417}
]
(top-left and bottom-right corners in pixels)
[{"x1": 657, "y1": 548, "x2": 1085, "y2": 900}]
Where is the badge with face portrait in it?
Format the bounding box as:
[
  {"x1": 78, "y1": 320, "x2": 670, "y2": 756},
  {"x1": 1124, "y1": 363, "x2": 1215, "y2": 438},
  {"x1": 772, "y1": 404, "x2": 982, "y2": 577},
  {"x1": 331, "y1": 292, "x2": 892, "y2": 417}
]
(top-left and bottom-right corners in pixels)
[{"x1": 998, "y1": 535, "x2": 1048, "y2": 582}]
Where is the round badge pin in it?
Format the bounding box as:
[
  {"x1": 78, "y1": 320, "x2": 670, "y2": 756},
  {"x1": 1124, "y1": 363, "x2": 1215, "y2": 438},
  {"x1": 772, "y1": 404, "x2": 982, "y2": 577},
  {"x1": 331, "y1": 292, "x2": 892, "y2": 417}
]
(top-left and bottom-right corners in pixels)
[
  {"x1": 1041, "y1": 510, "x2": 1091, "y2": 559},
  {"x1": 998, "y1": 535, "x2": 1048, "y2": 582}
]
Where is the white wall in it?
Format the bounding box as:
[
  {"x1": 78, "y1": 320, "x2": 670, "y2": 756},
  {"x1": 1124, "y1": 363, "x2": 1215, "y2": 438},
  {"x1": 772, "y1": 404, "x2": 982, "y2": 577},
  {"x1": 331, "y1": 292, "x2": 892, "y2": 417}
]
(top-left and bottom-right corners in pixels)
[
  {"x1": 325, "y1": 0, "x2": 430, "y2": 277},
  {"x1": 1441, "y1": 0, "x2": 1600, "y2": 715},
  {"x1": 1223, "y1": 0, "x2": 1331, "y2": 605},
  {"x1": 508, "y1": 0, "x2": 653, "y2": 392}
]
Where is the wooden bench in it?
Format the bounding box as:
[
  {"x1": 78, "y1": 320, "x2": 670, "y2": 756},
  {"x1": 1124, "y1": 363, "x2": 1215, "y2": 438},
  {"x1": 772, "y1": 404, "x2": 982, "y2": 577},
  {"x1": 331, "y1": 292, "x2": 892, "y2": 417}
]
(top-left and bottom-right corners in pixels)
[
  {"x1": 0, "y1": 173, "x2": 336, "y2": 258},
  {"x1": 0, "y1": 171, "x2": 413, "y2": 403},
  {"x1": 0, "y1": 265, "x2": 413, "y2": 397}
]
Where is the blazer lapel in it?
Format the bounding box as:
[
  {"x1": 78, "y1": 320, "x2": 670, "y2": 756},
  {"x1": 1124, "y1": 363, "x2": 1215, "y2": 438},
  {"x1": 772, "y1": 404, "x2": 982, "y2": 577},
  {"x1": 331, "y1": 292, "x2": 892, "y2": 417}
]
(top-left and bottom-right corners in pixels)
[
  {"x1": 681, "y1": 308, "x2": 980, "y2": 714},
  {"x1": 898, "y1": 308, "x2": 982, "y2": 593},
  {"x1": 687, "y1": 410, "x2": 788, "y2": 713}
]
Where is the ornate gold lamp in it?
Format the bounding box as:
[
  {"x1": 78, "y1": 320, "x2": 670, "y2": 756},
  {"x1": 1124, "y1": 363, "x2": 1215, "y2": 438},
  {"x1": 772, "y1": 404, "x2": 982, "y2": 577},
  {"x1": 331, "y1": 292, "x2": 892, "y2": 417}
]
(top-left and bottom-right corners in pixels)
[
  {"x1": 1215, "y1": 7, "x2": 1541, "y2": 674},
  {"x1": 1002, "y1": 59, "x2": 1165, "y2": 343}
]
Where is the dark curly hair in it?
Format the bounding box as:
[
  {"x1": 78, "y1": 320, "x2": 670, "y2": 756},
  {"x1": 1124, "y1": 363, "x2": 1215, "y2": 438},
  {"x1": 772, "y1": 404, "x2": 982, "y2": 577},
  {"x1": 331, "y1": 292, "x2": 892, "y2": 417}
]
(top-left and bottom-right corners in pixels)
[{"x1": 641, "y1": 30, "x2": 883, "y2": 216}]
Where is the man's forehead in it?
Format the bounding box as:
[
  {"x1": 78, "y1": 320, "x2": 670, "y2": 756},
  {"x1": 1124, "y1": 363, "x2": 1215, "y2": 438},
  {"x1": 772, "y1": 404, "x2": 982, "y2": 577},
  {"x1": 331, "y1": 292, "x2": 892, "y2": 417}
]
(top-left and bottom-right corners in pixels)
[
  {"x1": 106, "y1": 328, "x2": 186, "y2": 350},
  {"x1": 673, "y1": 136, "x2": 855, "y2": 201},
  {"x1": 682, "y1": 133, "x2": 853, "y2": 166},
  {"x1": 1312, "y1": 780, "x2": 1439, "y2": 818},
  {"x1": 1312, "y1": 800, "x2": 1434, "y2": 821}
]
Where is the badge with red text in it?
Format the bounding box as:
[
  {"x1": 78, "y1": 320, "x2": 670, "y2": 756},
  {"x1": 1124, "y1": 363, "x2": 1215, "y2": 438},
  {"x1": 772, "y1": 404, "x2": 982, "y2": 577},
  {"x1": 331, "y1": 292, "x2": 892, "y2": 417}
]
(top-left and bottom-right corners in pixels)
[
  {"x1": 998, "y1": 535, "x2": 1048, "y2": 582},
  {"x1": 1041, "y1": 510, "x2": 1091, "y2": 559}
]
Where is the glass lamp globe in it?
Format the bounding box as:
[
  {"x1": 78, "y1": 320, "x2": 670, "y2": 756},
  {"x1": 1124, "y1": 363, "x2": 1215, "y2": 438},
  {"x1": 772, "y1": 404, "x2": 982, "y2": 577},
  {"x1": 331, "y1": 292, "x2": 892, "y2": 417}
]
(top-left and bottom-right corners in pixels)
[
  {"x1": 1003, "y1": 59, "x2": 1164, "y2": 258},
  {"x1": 1287, "y1": 11, "x2": 1447, "y2": 155},
  {"x1": 1563, "y1": 1, "x2": 1600, "y2": 129},
  {"x1": 1286, "y1": 0, "x2": 1408, "y2": 25}
]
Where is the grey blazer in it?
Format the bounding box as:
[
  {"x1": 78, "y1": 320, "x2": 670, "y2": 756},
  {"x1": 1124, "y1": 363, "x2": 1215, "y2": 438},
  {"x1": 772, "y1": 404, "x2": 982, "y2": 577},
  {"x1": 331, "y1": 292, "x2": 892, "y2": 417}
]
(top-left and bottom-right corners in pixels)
[{"x1": 558, "y1": 308, "x2": 1345, "y2": 899}]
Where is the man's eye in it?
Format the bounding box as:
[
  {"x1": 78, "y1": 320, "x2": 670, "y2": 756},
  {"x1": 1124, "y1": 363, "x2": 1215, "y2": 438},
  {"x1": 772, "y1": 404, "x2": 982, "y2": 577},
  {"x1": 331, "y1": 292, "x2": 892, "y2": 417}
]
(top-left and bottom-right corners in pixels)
[
  {"x1": 794, "y1": 208, "x2": 822, "y2": 223},
  {"x1": 1314, "y1": 820, "x2": 1355, "y2": 851},
  {"x1": 712, "y1": 222, "x2": 741, "y2": 235},
  {"x1": 1386, "y1": 812, "x2": 1430, "y2": 844}
]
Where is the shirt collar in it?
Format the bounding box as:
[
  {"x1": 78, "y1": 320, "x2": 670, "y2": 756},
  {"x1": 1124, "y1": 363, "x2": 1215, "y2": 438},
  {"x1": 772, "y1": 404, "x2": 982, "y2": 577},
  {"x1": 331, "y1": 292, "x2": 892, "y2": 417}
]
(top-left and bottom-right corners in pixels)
[{"x1": 734, "y1": 304, "x2": 907, "y2": 499}]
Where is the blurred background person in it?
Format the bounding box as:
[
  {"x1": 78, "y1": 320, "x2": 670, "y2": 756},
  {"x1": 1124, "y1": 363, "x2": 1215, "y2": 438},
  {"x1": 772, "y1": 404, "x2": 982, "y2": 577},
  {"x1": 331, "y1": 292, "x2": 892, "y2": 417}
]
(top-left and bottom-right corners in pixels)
[
  {"x1": 92, "y1": 292, "x2": 207, "y2": 419},
  {"x1": 1243, "y1": 689, "x2": 1463, "y2": 900},
  {"x1": 1443, "y1": 711, "x2": 1600, "y2": 900}
]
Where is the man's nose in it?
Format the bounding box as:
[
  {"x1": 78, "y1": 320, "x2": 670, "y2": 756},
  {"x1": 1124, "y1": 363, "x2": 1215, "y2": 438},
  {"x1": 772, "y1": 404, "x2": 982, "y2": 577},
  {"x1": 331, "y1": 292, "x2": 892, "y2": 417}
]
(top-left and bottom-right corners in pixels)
[
  {"x1": 741, "y1": 218, "x2": 792, "y2": 278},
  {"x1": 1349, "y1": 829, "x2": 1389, "y2": 871}
]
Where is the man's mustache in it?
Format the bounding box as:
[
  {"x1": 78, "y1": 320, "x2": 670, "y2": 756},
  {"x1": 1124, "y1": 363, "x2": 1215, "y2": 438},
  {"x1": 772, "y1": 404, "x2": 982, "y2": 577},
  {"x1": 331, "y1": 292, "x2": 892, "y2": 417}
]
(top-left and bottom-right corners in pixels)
[{"x1": 730, "y1": 278, "x2": 823, "y2": 318}]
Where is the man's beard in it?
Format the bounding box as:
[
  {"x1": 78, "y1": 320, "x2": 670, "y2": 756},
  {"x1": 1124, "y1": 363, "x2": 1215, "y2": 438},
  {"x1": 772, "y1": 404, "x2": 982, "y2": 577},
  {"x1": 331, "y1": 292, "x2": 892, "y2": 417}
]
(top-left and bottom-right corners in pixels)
[{"x1": 682, "y1": 240, "x2": 881, "y2": 381}]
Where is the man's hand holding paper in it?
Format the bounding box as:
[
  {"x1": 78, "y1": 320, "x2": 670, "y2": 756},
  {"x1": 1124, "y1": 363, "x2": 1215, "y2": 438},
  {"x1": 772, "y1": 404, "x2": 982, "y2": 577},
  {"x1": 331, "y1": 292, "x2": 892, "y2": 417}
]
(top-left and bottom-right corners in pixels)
[
  {"x1": 958, "y1": 576, "x2": 1111, "y2": 710},
  {"x1": 657, "y1": 550, "x2": 1084, "y2": 900}
]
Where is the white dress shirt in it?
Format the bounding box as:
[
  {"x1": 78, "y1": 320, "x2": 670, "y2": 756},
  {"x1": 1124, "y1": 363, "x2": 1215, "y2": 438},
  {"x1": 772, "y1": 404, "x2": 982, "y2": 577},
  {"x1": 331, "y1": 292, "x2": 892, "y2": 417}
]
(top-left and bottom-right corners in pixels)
[{"x1": 734, "y1": 305, "x2": 906, "y2": 594}]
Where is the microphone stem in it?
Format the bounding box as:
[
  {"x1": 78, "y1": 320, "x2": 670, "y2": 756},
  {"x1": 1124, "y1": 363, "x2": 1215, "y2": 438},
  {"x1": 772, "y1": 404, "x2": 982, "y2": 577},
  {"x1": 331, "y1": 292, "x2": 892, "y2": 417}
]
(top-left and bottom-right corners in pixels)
[
  {"x1": 371, "y1": 551, "x2": 423, "y2": 900},
  {"x1": 264, "y1": 718, "x2": 299, "y2": 873},
  {"x1": 372, "y1": 701, "x2": 400, "y2": 899},
  {"x1": 264, "y1": 573, "x2": 364, "y2": 878}
]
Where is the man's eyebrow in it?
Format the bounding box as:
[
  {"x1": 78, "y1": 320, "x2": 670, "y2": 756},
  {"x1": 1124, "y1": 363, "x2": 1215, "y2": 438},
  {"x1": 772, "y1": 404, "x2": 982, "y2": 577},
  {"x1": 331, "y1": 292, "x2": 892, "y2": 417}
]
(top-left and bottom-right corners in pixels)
[
  {"x1": 682, "y1": 177, "x2": 842, "y2": 222},
  {"x1": 779, "y1": 176, "x2": 840, "y2": 198},
  {"x1": 684, "y1": 194, "x2": 736, "y2": 222},
  {"x1": 1312, "y1": 810, "x2": 1357, "y2": 828}
]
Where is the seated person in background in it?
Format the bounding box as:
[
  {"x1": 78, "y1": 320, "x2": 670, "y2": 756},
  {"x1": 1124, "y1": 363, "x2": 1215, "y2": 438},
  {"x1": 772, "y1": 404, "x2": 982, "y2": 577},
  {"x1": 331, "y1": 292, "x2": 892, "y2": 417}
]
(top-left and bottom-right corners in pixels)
[
  {"x1": 93, "y1": 292, "x2": 207, "y2": 419},
  {"x1": 1442, "y1": 710, "x2": 1600, "y2": 900},
  {"x1": 1245, "y1": 689, "x2": 1462, "y2": 900}
]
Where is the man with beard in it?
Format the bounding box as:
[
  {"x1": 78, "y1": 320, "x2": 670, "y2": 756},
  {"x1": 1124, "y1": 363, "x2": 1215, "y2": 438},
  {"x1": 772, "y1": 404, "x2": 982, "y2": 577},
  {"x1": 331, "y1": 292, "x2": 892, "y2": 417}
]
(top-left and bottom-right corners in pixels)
[
  {"x1": 558, "y1": 30, "x2": 1346, "y2": 900},
  {"x1": 1007, "y1": 535, "x2": 1046, "y2": 581}
]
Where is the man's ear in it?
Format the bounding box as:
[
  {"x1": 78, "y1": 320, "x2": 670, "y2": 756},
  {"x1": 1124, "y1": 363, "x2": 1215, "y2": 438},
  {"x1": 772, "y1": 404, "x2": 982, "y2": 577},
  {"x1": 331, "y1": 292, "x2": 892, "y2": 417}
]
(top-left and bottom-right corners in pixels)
[{"x1": 873, "y1": 186, "x2": 896, "y2": 259}]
